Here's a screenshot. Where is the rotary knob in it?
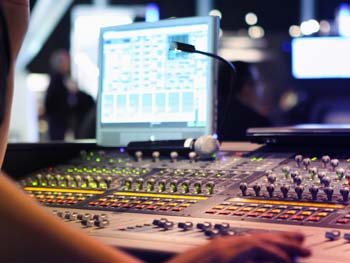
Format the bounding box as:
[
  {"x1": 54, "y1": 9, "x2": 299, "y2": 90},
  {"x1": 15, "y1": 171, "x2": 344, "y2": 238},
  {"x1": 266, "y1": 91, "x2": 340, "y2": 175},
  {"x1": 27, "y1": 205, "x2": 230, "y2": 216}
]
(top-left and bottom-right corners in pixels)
[
  {"x1": 280, "y1": 184, "x2": 290, "y2": 199},
  {"x1": 170, "y1": 151, "x2": 178, "y2": 162},
  {"x1": 330, "y1": 159, "x2": 339, "y2": 171},
  {"x1": 267, "y1": 174, "x2": 277, "y2": 184},
  {"x1": 135, "y1": 150, "x2": 143, "y2": 162},
  {"x1": 336, "y1": 167, "x2": 345, "y2": 180},
  {"x1": 239, "y1": 183, "x2": 248, "y2": 196},
  {"x1": 303, "y1": 158, "x2": 311, "y2": 169},
  {"x1": 321, "y1": 155, "x2": 331, "y2": 168},
  {"x1": 253, "y1": 184, "x2": 261, "y2": 197},
  {"x1": 295, "y1": 185, "x2": 304, "y2": 200},
  {"x1": 340, "y1": 187, "x2": 350, "y2": 202},
  {"x1": 152, "y1": 151, "x2": 160, "y2": 162},
  {"x1": 324, "y1": 186, "x2": 334, "y2": 202},
  {"x1": 295, "y1": 155, "x2": 303, "y2": 167},
  {"x1": 266, "y1": 184, "x2": 275, "y2": 198},
  {"x1": 309, "y1": 185, "x2": 319, "y2": 201}
]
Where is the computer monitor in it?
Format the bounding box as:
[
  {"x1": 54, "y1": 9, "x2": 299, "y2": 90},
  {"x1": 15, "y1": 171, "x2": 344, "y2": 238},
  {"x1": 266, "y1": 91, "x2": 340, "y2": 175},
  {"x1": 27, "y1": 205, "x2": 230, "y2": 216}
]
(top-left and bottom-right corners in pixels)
[
  {"x1": 97, "y1": 16, "x2": 219, "y2": 146},
  {"x1": 292, "y1": 37, "x2": 350, "y2": 79}
]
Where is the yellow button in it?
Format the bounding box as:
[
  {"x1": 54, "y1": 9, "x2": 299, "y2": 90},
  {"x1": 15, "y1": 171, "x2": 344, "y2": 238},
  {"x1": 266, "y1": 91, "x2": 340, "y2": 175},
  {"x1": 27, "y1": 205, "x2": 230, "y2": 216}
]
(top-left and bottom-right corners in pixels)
[
  {"x1": 242, "y1": 207, "x2": 252, "y2": 211},
  {"x1": 155, "y1": 202, "x2": 165, "y2": 206},
  {"x1": 121, "y1": 200, "x2": 130, "y2": 203},
  {"x1": 256, "y1": 208, "x2": 267, "y2": 213},
  {"x1": 180, "y1": 204, "x2": 191, "y2": 207},
  {"x1": 316, "y1": 212, "x2": 328, "y2": 217},
  {"x1": 300, "y1": 211, "x2": 312, "y2": 216},
  {"x1": 271, "y1": 209, "x2": 281, "y2": 214},
  {"x1": 286, "y1": 210, "x2": 297, "y2": 215},
  {"x1": 143, "y1": 201, "x2": 153, "y2": 205},
  {"x1": 57, "y1": 195, "x2": 65, "y2": 199},
  {"x1": 77, "y1": 197, "x2": 86, "y2": 201},
  {"x1": 213, "y1": 206, "x2": 225, "y2": 210},
  {"x1": 98, "y1": 198, "x2": 107, "y2": 202},
  {"x1": 227, "y1": 206, "x2": 238, "y2": 211}
]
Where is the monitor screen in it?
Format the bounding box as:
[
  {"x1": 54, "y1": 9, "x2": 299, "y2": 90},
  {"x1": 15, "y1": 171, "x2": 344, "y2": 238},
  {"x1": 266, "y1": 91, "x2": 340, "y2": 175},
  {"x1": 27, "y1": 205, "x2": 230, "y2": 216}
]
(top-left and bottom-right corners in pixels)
[
  {"x1": 292, "y1": 37, "x2": 350, "y2": 79},
  {"x1": 97, "y1": 16, "x2": 219, "y2": 146}
]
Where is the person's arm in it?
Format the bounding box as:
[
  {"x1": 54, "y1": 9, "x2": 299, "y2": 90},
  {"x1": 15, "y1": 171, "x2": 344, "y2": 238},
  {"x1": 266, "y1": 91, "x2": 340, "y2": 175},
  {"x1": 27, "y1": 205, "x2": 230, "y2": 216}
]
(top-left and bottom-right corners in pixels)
[
  {"x1": 0, "y1": 0, "x2": 29, "y2": 166},
  {"x1": 0, "y1": 1, "x2": 311, "y2": 262}
]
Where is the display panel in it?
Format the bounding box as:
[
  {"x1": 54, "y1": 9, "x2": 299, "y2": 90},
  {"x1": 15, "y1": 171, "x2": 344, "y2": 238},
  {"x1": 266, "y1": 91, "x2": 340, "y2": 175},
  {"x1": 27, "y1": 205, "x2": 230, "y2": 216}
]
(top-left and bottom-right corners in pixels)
[
  {"x1": 292, "y1": 37, "x2": 350, "y2": 79},
  {"x1": 97, "y1": 16, "x2": 219, "y2": 146}
]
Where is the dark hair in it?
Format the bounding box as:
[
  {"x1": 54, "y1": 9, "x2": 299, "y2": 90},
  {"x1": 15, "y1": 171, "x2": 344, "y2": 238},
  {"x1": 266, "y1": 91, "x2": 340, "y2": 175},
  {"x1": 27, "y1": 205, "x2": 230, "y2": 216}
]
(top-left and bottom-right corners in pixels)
[{"x1": 0, "y1": 3, "x2": 11, "y2": 124}]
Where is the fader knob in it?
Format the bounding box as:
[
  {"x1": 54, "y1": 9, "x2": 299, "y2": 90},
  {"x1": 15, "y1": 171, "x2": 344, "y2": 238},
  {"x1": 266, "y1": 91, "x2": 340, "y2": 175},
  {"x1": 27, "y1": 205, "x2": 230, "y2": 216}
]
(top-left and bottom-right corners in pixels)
[
  {"x1": 266, "y1": 184, "x2": 275, "y2": 198},
  {"x1": 239, "y1": 183, "x2": 248, "y2": 196},
  {"x1": 294, "y1": 175, "x2": 303, "y2": 186},
  {"x1": 295, "y1": 155, "x2": 303, "y2": 167},
  {"x1": 336, "y1": 167, "x2": 345, "y2": 180},
  {"x1": 317, "y1": 172, "x2": 326, "y2": 182},
  {"x1": 325, "y1": 230, "x2": 341, "y2": 241},
  {"x1": 253, "y1": 184, "x2": 261, "y2": 197},
  {"x1": 135, "y1": 151, "x2": 143, "y2": 162},
  {"x1": 303, "y1": 158, "x2": 311, "y2": 169},
  {"x1": 267, "y1": 174, "x2": 276, "y2": 184},
  {"x1": 178, "y1": 222, "x2": 193, "y2": 231},
  {"x1": 308, "y1": 167, "x2": 318, "y2": 180},
  {"x1": 158, "y1": 180, "x2": 166, "y2": 192},
  {"x1": 330, "y1": 159, "x2": 339, "y2": 171},
  {"x1": 194, "y1": 182, "x2": 202, "y2": 194},
  {"x1": 322, "y1": 176, "x2": 331, "y2": 187},
  {"x1": 105, "y1": 176, "x2": 112, "y2": 188},
  {"x1": 197, "y1": 222, "x2": 212, "y2": 231},
  {"x1": 295, "y1": 185, "x2": 304, "y2": 200},
  {"x1": 95, "y1": 176, "x2": 102, "y2": 188},
  {"x1": 152, "y1": 151, "x2": 160, "y2": 162},
  {"x1": 309, "y1": 185, "x2": 319, "y2": 201},
  {"x1": 280, "y1": 184, "x2": 290, "y2": 199},
  {"x1": 290, "y1": 171, "x2": 299, "y2": 181},
  {"x1": 340, "y1": 187, "x2": 350, "y2": 202},
  {"x1": 322, "y1": 155, "x2": 331, "y2": 168},
  {"x1": 324, "y1": 186, "x2": 334, "y2": 202},
  {"x1": 170, "y1": 151, "x2": 178, "y2": 162},
  {"x1": 282, "y1": 166, "x2": 291, "y2": 178}
]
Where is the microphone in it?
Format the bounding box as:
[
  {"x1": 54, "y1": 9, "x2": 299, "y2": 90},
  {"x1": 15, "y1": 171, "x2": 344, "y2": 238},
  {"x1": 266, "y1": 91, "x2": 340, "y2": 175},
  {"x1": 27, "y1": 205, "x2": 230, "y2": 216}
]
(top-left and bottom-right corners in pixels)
[
  {"x1": 169, "y1": 41, "x2": 236, "y2": 140},
  {"x1": 126, "y1": 135, "x2": 220, "y2": 160}
]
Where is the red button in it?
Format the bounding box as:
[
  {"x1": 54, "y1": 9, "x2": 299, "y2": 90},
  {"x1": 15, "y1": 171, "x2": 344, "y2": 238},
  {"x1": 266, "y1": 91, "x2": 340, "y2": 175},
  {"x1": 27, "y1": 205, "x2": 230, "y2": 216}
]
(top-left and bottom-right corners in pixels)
[
  {"x1": 278, "y1": 214, "x2": 289, "y2": 220},
  {"x1": 205, "y1": 210, "x2": 217, "y2": 214},
  {"x1": 218, "y1": 211, "x2": 231, "y2": 215},
  {"x1": 233, "y1": 211, "x2": 245, "y2": 216},
  {"x1": 261, "y1": 213, "x2": 274, "y2": 218},
  {"x1": 291, "y1": 215, "x2": 304, "y2": 221},
  {"x1": 247, "y1": 212, "x2": 259, "y2": 217},
  {"x1": 307, "y1": 216, "x2": 320, "y2": 222},
  {"x1": 336, "y1": 218, "x2": 350, "y2": 224}
]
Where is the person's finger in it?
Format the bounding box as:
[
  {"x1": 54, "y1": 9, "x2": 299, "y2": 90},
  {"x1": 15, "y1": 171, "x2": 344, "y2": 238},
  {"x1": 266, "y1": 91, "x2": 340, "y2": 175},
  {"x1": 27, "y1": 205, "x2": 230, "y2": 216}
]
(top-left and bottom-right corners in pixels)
[
  {"x1": 265, "y1": 237, "x2": 311, "y2": 257},
  {"x1": 244, "y1": 243, "x2": 293, "y2": 263}
]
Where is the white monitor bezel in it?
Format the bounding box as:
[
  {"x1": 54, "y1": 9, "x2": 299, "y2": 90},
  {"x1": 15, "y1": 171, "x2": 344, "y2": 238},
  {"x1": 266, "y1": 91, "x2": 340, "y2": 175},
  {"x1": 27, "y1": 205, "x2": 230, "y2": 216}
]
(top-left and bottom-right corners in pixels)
[{"x1": 97, "y1": 16, "x2": 219, "y2": 147}]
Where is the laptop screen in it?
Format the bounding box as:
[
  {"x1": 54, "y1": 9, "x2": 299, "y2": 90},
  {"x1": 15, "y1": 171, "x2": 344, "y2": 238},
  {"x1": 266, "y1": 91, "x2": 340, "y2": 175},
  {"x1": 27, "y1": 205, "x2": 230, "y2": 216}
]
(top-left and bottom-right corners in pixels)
[{"x1": 97, "y1": 16, "x2": 219, "y2": 146}]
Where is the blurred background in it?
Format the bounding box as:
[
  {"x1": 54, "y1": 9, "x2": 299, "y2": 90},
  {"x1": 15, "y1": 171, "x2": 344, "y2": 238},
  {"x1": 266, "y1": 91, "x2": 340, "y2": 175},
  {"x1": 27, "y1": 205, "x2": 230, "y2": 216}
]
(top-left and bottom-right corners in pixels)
[{"x1": 11, "y1": 0, "x2": 350, "y2": 142}]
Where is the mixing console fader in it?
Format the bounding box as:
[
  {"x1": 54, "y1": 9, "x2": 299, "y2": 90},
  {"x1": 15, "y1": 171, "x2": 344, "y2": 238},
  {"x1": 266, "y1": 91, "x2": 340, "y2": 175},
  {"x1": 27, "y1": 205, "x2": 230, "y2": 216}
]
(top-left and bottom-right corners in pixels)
[{"x1": 9, "y1": 143, "x2": 350, "y2": 263}]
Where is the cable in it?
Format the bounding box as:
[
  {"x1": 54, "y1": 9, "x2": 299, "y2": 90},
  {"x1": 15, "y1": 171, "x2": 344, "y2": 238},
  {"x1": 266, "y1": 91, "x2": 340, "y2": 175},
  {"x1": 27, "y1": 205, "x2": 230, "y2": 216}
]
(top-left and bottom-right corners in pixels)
[{"x1": 170, "y1": 42, "x2": 237, "y2": 140}]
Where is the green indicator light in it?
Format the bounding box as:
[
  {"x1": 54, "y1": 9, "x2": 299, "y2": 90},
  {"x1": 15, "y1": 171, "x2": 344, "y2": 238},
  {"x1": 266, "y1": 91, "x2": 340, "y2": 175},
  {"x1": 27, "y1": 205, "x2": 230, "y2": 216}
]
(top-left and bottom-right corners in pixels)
[
  {"x1": 311, "y1": 157, "x2": 317, "y2": 161},
  {"x1": 347, "y1": 159, "x2": 350, "y2": 163},
  {"x1": 211, "y1": 153, "x2": 217, "y2": 159},
  {"x1": 216, "y1": 173, "x2": 222, "y2": 177},
  {"x1": 194, "y1": 183, "x2": 201, "y2": 194},
  {"x1": 257, "y1": 157, "x2": 264, "y2": 162},
  {"x1": 86, "y1": 157, "x2": 91, "y2": 161},
  {"x1": 125, "y1": 182, "x2": 131, "y2": 190},
  {"x1": 41, "y1": 182, "x2": 47, "y2": 186},
  {"x1": 89, "y1": 152, "x2": 94, "y2": 156},
  {"x1": 71, "y1": 184, "x2": 76, "y2": 188},
  {"x1": 142, "y1": 169, "x2": 148, "y2": 174},
  {"x1": 60, "y1": 184, "x2": 66, "y2": 187},
  {"x1": 89, "y1": 183, "x2": 97, "y2": 189},
  {"x1": 159, "y1": 182, "x2": 165, "y2": 192},
  {"x1": 201, "y1": 173, "x2": 206, "y2": 177},
  {"x1": 50, "y1": 183, "x2": 57, "y2": 187},
  {"x1": 182, "y1": 183, "x2": 189, "y2": 193},
  {"x1": 32, "y1": 181, "x2": 38, "y2": 186},
  {"x1": 81, "y1": 184, "x2": 87, "y2": 188},
  {"x1": 206, "y1": 184, "x2": 214, "y2": 195},
  {"x1": 95, "y1": 157, "x2": 101, "y2": 162},
  {"x1": 170, "y1": 183, "x2": 177, "y2": 192},
  {"x1": 250, "y1": 157, "x2": 257, "y2": 161},
  {"x1": 147, "y1": 182, "x2": 154, "y2": 192},
  {"x1": 109, "y1": 159, "x2": 114, "y2": 164},
  {"x1": 118, "y1": 159, "x2": 123, "y2": 163}
]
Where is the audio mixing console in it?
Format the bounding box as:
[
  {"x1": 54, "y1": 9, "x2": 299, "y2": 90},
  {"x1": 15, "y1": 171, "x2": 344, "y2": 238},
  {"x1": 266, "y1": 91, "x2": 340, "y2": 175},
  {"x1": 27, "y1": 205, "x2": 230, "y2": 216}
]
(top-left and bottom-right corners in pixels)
[{"x1": 9, "y1": 142, "x2": 350, "y2": 263}]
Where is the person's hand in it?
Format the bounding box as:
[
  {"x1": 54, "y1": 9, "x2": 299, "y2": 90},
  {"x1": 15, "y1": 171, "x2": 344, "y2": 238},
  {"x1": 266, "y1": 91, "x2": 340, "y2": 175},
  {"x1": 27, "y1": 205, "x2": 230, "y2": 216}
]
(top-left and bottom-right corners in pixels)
[
  {"x1": 168, "y1": 232, "x2": 311, "y2": 263},
  {"x1": 1, "y1": 0, "x2": 29, "y2": 60}
]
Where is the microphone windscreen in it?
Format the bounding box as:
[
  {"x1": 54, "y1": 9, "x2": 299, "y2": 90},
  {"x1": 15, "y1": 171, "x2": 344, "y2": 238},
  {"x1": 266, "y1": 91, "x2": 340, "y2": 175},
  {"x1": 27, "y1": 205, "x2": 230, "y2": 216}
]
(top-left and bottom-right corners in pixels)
[{"x1": 194, "y1": 135, "x2": 220, "y2": 159}]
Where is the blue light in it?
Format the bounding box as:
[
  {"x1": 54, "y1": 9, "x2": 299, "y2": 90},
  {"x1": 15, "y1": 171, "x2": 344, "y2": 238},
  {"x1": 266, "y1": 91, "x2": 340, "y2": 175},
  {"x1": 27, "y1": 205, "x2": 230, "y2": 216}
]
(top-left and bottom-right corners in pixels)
[
  {"x1": 338, "y1": 3, "x2": 350, "y2": 37},
  {"x1": 146, "y1": 3, "x2": 160, "y2": 22},
  {"x1": 212, "y1": 133, "x2": 218, "y2": 140},
  {"x1": 120, "y1": 147, "x2": 125, "y2": 153}
]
